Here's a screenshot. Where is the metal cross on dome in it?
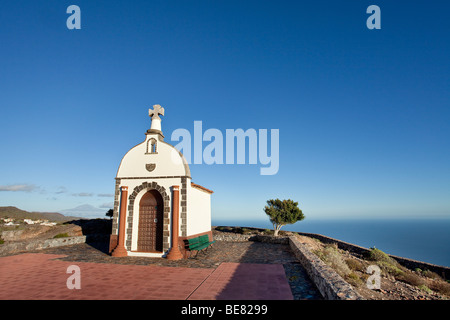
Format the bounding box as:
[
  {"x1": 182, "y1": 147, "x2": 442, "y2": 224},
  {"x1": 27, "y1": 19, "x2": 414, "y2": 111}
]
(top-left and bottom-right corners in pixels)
[{"x1": 149, "y1": 104, "x2": 165, "y2": 120}]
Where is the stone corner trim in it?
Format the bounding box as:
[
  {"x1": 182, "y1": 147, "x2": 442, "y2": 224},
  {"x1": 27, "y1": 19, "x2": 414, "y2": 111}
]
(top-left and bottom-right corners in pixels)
[{"x1": 288, "y1": 235, "x2": 364, "y2": 300}]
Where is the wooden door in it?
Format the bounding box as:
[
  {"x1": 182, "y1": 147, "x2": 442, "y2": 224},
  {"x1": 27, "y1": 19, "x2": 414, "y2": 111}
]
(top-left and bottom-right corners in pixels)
[{"x1": 137, "y1": 190, "x2": 163, "y2": 252}]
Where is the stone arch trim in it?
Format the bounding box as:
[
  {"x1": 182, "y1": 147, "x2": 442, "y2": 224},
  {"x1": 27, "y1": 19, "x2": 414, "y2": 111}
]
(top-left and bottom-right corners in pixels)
[{"x1": 126, "y1": 181, "x2": 171, "y2": 253}]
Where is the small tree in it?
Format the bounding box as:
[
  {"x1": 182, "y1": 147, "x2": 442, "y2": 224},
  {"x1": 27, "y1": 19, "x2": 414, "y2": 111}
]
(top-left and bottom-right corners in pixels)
[
  {"x1": 105, "y1": 209, "x2": 114, "y2": 220},
  {"x1": 264, "y1": 199, "x2": 304, "y2": 236}
]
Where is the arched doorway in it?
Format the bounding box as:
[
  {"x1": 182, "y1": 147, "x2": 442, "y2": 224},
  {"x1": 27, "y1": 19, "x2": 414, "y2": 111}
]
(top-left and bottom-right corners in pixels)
[{"x1": 137, "y1": 190, "x2": 163, "y2": 252}]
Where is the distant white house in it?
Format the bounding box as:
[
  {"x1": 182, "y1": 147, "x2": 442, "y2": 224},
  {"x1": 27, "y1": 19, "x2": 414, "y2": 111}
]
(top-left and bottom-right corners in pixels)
[
  {"x1": 40, "y1": 222, "x2": 57, "y2": 226},
  {"x1": 0, "y1": 218, "x2": 57, "y2": 227},
  {"x1": 17, "y1": 219, "x2": 57, "y2": 226}
]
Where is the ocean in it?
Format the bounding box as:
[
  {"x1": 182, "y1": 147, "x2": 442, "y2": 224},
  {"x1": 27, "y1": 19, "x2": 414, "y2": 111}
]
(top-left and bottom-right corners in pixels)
[{"x1": 211, "y1": 218, "x2": 450, "y2": 267}]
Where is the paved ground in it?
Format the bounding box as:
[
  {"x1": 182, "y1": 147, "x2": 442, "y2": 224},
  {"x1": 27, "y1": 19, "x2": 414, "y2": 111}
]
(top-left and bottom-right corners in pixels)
[{"x1": 0, "y1": 240, "x2": 322, "y2": 300}]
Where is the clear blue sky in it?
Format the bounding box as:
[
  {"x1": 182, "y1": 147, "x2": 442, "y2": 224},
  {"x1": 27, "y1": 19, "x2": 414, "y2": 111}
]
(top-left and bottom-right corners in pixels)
[{"x1": 0, "y1": 1, "x2": 449, "y2": 221}]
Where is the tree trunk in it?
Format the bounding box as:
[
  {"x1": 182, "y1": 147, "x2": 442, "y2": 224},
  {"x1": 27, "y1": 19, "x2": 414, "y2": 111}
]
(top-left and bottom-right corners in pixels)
[{"x1": 273, "y1": 224, "x2": 283, "y2": 237}]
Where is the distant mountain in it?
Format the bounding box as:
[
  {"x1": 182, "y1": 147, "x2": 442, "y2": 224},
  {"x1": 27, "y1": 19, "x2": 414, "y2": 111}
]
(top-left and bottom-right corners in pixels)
[
  {"x1": 59, "y1": 204, "x2": 107, "y2": 219},
  {"x1": 0, "y1": 206, "x2": 79, "y2": 222}
]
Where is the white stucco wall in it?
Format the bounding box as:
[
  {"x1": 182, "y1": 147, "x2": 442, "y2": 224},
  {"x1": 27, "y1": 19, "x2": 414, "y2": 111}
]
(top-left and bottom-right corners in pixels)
[{"x1": 187, "y1": 186, "x2": 212, "y2": 236}]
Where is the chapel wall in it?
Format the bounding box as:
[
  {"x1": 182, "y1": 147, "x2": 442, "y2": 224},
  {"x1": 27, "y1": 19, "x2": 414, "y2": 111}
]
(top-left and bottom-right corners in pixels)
[{"x1": 187, "y1": 186, "x2": 212, "y2": 236}]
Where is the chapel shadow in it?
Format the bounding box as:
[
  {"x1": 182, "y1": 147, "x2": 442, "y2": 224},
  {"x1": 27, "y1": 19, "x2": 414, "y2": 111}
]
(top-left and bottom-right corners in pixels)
[
  {"x1": 65, "y1": 218, "x2": 112, "y2": 254},
  {"x1": 211, "y1": 228, "x2": 323, "y2": 300}
]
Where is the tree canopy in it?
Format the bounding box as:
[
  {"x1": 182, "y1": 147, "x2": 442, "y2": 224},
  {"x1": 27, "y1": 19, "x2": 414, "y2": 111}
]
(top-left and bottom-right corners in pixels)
[
  {"x1": 264, "y1": 199, "x2": 304, "y2": 236},
  {"x1": 105, "y1": 209, "x2": 114, "y2": 219}
]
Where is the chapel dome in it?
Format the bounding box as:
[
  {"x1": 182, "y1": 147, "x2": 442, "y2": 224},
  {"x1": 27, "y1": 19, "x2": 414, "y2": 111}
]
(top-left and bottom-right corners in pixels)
[
  {"x1": 116, "y1": 136, "x2": 191, "y2": 178},
  {"x1": 116, "y1": 105, "x2": 191, "y2": 179}
]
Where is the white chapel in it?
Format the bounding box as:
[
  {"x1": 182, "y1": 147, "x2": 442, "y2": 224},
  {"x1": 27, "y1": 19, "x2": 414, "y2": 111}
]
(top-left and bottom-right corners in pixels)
[{"x1": 109, "y1": 105, "x2": 213, "y2": 259}]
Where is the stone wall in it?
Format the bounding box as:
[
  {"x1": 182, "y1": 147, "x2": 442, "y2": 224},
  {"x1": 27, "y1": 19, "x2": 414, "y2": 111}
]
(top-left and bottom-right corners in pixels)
[
  {"x1": 213, "y1": 230, "x2": 290, "y2": 243},
  {"x1": 1, "y1": 224, "x2": 83, "y2": 241},
  {"x1": 213, "y1": 231, "x2": 254, "y2": 242},
  {"x1": 0, "y1": 236, "x2": 86, "y2": 256},
  {"x1": 252, "y1": 234, "x2": 289, "y2": 244},
  {"x1": 2, "y1": 227, "x2": 52, "y2": 241},
  {"x1": 288, "y1": 235, "x2": 363, "y2": 300}
]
